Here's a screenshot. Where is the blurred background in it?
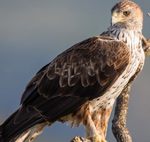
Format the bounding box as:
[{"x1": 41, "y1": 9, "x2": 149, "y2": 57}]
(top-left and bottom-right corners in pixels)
[{"x1": 0, "y1": 0, "x2": 150, "y2": 141}]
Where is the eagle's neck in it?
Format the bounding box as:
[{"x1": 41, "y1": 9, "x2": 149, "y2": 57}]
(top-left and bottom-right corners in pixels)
[{"x1": 101, "y1": 26, "x2": 143, "y2": 51}]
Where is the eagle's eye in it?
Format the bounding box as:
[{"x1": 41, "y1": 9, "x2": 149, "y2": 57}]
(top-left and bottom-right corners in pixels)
[{"x1": 123, "y1": 11, "x2": 130, "y2": 16}]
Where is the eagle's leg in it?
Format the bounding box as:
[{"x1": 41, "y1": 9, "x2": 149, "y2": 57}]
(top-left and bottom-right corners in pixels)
[
  {"x1": 89, "y1": 106, "x2": 113, "y2": 141},
  {"x1": 92, "y1": 106, "x2": 114, "y2": 140},
  {"x1": 83, "y1": 115, "x2": 106, "y2": 142},
  {"x1": 83, "y1": 105, "x2": 108, "y2": 142},
  {"x1": 83, "y1": 114, "x2": 98, "y2": 138}
]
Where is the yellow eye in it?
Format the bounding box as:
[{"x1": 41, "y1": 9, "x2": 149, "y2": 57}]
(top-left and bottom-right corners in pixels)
[{"x1": 123, "y1": 11, "x2": 130, "y2": 16}]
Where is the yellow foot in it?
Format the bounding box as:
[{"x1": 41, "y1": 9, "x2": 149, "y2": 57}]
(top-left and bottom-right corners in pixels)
[{"x1": 89, "y1": 134, "x2": 108, "y2": 142}]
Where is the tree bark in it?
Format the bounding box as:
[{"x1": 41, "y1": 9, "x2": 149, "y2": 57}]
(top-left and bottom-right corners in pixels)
[
  {"x1": 70, "y1": 136, "x2": 91, "y2": 142},
  {"x1": 112, "y1": 86, "x2": 132, "y2": 142}
]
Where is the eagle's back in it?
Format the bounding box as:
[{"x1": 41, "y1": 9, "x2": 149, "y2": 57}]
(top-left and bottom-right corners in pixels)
[{"x1": 60, "y1": 27, "x2": 145, "y2": 128}]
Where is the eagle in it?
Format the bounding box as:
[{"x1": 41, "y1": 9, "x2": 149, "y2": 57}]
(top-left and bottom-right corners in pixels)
[{"x1": 0, "y1": 1, "x2": 145, "y2": 142}]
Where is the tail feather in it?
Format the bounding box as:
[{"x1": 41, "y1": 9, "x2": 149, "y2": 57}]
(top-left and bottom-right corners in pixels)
[
  {"x1": 0, "y1": 125, "x2": 3, "y2": 142},
  {"x1": 0, "y1": 106, "x2": 46, "y2": 142}
]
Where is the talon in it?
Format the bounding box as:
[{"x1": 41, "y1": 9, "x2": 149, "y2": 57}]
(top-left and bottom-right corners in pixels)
[{"x1": 88, "y1": 134, "x2": 108, "y2": 142}]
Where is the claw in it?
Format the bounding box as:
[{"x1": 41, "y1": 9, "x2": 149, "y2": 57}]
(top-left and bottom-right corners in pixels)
[{"x1": 89, "y1": 134, "x2": 108, "y2": 142}]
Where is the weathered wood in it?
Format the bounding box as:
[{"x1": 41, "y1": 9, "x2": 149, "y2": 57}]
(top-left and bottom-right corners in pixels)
[
  {"x1": 112, "y1": 86, "x2": 132, "y2": 142},
  {"x1": 70, "y1": 136, "x2": 91, "y2": 142}
]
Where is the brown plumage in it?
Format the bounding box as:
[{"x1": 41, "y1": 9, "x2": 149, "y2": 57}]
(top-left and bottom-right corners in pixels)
[{"x1": 0, "y1": 1, "x2": 145, "y2": 142}]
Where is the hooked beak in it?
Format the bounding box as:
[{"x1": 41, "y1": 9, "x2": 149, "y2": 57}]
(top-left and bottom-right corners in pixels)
[{"x1": 111, "y1": 12, "x2": 128, "y2": 25}]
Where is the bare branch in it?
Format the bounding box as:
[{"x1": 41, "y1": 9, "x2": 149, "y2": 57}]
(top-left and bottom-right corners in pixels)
[
  {"x1": 112, "y1": 86, "x2": 132, "y2": 142},
  {"x1": 143, "y1": 37, "x2": 150, "y2": 57},
  {"x1": 70, "y1": 136, "x2": 91, "y2": 142}
]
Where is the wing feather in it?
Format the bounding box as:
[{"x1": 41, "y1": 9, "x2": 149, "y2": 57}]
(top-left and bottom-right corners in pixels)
[{"x1": 20, "y1": 36, "x2": 130, "y2": 122}]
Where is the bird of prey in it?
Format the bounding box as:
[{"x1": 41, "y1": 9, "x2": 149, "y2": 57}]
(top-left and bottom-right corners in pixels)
[{"x1": 0, "y1": 1, "x2": 145, "y2": 142}]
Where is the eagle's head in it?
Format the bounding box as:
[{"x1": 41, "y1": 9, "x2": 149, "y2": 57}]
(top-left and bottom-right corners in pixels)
[{"x1": 111, "y1": 1, "x2": 143, "y2": 31}]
